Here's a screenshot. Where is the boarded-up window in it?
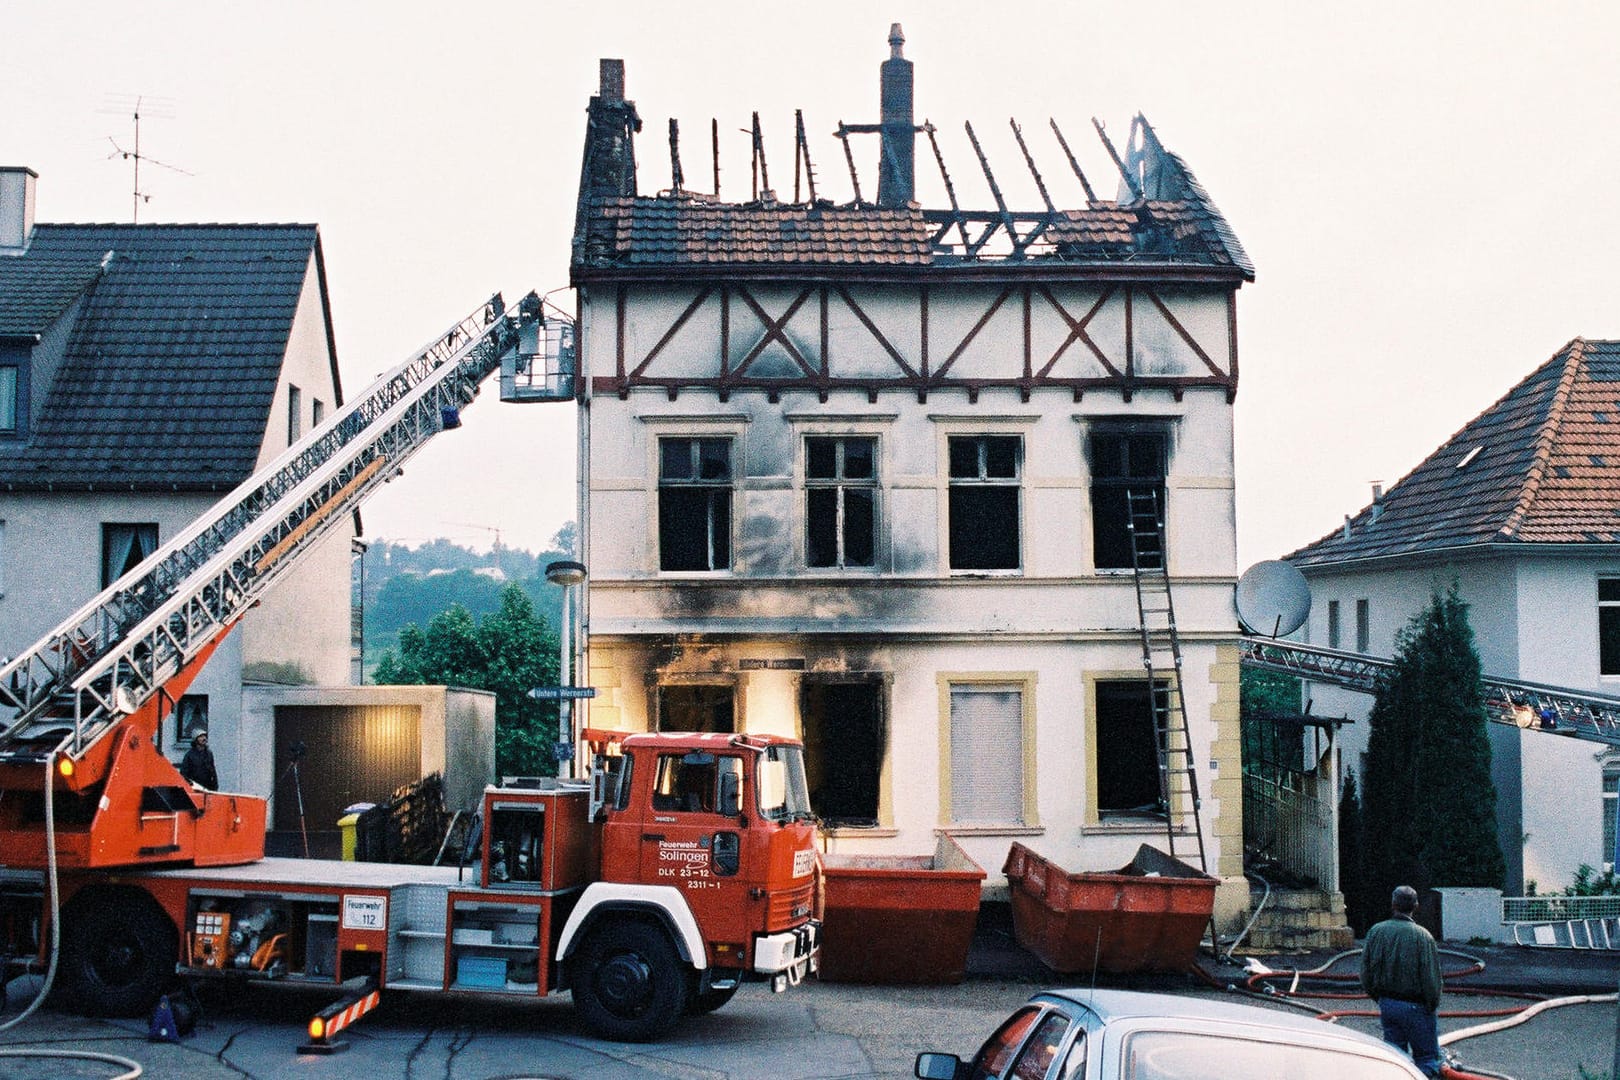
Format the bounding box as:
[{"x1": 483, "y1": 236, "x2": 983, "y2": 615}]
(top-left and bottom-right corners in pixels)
[{"x1": 949, "y1": 684, "x2": 1023, "y2": 824}]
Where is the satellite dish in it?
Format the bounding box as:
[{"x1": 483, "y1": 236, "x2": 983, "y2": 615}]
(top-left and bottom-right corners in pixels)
[{"x1": 1236, "y1": 560, "x2": 1311, "y2": 637}]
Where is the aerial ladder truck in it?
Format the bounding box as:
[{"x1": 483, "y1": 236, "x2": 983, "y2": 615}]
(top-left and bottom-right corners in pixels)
[{"x1": 0, "y1": 294, "x2": 820, "y2": 1043}]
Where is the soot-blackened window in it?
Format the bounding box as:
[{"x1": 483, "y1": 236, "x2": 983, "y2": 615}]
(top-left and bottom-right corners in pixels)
[
  {"x1": 1089, "y1": 431, "x2": 1166, "y2": 570},
  {"x1": 948, "y1": 435, "x2": 1020, "y2": 571},
  {"x1": 659, "y1": 437, "x2": 732, "y2": 571},
  {"x1": 1095, "y1": 679, "x2": 1165, "y2": 816},
  {"x1": 799, "y1": 680, "x2": 885, "y2": 826},
  {"x1": 806, "y1": 436, "x2": 876, "y2": 568}
]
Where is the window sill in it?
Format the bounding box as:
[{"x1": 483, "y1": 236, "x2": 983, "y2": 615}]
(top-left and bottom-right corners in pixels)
[
  {"x1": 937, "y1": 824, "x2": 1044, "y2": 837},
  {"x1": 1082, "y1": 818, "x2": 1187, "y2": 836},
  {"x1": 819, "y1": 826, "x2": 898, "y2": 839}
]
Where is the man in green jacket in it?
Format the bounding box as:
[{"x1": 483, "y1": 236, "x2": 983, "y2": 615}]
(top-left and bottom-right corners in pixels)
[{"x1": 1361, "y1": 884, "x2": 1443, "y2": 1077}]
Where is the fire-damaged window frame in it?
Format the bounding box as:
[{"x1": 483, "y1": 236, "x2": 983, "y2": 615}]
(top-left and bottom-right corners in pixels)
[
  {"x1": 1085, "y1": 673, "x2": 1176, "y2": 824},
  {"x1": 938, "y1": 672, "x2": 1040, "y2": 832},
  {"x1": 653, "y1": 676, "x2": 738, "y2": 734},
  {"x1": 944, "y1": 431, "x2": 1024, "y2": 573},
  {"x1": 798, "y1": 674, "x2": 890, "y2": 830},
  {"x1": 657, "y1": 434, "x2": 735, "y2": 572},
  {"x1": 804, "y1": 434, "x2": 879, "y2": 570},
  {"x1": 1086, "y1": 424, "x2": 1171, "y2": 572}
]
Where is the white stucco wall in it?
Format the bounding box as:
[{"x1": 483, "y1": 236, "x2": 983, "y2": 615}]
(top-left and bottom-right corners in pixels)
[{"x1": 241, "y1": 251, "x2": 353, "y2": 686}]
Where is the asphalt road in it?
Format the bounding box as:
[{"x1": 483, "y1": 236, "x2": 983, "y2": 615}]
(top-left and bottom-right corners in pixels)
[{"x1": 0, "y1": 966, "x2": 1612, "y2": 1080}]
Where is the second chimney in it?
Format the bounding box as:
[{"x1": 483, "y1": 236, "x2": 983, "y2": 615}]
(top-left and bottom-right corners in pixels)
[
  {"x1": 0, "y1": 167, "x2": 37, "y2": 254},
  {"x1": 877, "y1": 24, "x2": 914, "y2": 207}
]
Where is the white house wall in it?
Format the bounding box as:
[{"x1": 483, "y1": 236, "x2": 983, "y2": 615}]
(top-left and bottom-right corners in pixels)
[
  {"x1": 241, "y1": 251, "x2": 352, "y2": 686},
  {"x1": 0, "y1": 490, "x2": 247, "y2": 784},
  {"x1": 1299, "y1": 552, "x2": 1616, "y2": 892}
]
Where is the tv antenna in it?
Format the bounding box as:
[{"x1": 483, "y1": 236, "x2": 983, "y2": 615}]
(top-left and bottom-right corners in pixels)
[{"x1": 101, "y1": 94, "x2": 191, "y2": 222}]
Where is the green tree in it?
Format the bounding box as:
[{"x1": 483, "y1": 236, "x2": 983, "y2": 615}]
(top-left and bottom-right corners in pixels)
[
  {"x1": 374, "y1": 584, "x2": 560, "y2": 779},
  {"x1": 1359, "y1": 585, "x2": 1504, "y2": 916}
]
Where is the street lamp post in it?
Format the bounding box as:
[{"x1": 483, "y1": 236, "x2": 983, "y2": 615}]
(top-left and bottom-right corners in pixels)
[{"x1": 544, "y1": 560, "x2": 587, "y2": 777}]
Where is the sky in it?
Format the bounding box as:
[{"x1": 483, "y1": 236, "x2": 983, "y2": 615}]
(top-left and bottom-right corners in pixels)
[{"x1": 6, "y1": 1, "x2": 1619, "y2": 566}]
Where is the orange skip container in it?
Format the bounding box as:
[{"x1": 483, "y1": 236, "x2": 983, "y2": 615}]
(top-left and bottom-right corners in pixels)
[{"x1": 1003, "y1": 842, "x2": 1216, "y2": 974}]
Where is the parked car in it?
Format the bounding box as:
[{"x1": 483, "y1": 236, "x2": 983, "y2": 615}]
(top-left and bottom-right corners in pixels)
[{"x1": 915, "y1": 988, "x2": 1428, "y2": 1080}]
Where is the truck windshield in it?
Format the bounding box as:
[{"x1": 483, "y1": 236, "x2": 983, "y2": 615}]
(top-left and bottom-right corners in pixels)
[{"x1": 757, "y1": 744, "x2": 813, "y2": 822}]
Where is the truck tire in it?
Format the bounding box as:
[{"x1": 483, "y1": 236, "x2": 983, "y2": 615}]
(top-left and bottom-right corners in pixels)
[
  {"x1": 569, "y1": 920, "x2": 690, "y2": 1041},
  {"x1": 58, "y1": 889, "x2": 177, "y2": 1017},
  {"x1": 687, "y1": 980, "x2": 738, "y2": 1014}
]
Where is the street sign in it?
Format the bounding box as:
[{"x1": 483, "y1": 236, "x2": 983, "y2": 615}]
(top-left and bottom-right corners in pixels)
[{"x1": 526, "y1": 686, "x2": 598, "y2": 701}]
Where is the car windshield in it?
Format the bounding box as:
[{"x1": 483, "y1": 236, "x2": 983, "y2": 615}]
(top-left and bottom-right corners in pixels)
[
  {"x1": 1123, "y1": 1030, "x2": 1418, "y2": 1080},
  {"x1": 758, "y1": 744, "x2": 814, "y2": 822}
]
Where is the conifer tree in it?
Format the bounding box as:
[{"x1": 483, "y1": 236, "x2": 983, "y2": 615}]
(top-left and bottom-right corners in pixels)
[
  {"x1": 1338, "y1": 770, "x2": 1369, "y2": 934},
  {"x1": 1358, "y1": 585, "x2": 1504, "y2": 911}
]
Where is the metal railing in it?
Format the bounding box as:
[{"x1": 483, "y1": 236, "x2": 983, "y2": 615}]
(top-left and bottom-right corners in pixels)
[{"x1": 1243, "y1": 768, "x2": 1337, "y2": 890}]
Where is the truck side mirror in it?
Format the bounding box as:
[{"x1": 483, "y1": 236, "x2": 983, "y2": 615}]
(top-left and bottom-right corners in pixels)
[{"x1": 718, "y1": 769, "x2": 741, "y2": 817}]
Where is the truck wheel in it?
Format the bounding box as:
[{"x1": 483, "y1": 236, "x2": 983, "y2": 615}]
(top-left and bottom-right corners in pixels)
[
  {"x1": 58, "y1": 890, "x2": 177, "y2": 1017},
  {"x1": 687, "y1": 981, "x2": 738, "y2": 1015},
  {"x1": 569, "y1": 921, "x2": 690, "y2": 1041}
]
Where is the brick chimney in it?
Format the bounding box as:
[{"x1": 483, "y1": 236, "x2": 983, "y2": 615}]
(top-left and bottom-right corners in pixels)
[
  {"x1": 0, "y1": 167, "x2": 37, "y2": 255},
  {"x1": 877, "y1": 24, "x2": 915, "y2": 208}
]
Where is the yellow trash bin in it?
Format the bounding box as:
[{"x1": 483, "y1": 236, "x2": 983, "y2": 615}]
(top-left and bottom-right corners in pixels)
[{"x1": 337, "y1": 812, "x2": 364, "y2": 861}]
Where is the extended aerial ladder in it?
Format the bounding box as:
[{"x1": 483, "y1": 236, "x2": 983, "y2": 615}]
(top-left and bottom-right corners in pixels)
[
  {"x1": 0, "y1": 292, "x2": 551, "y2": 870},
  {"x1": 1125, "y1": 488, "x2": 1208, "y2": 872},
  {"x1": 1240, "y1": 637, "x2": 1620, "y2": 749}
]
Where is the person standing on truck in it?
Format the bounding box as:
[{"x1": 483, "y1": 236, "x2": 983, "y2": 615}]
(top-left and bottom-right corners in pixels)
[
  {"x1": 1360, "y1": 884, "x2": 1443, "y2": 1077},
  {"x1": 179, "y1": 731, "x2": 219, "y2": 790}
]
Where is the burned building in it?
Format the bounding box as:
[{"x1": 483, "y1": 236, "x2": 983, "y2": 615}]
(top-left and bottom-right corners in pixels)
[{"x1": 567, "y1": 29, "x2": 1254, "y2": 921}]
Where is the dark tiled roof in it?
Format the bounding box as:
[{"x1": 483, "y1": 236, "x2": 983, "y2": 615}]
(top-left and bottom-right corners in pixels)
[
  {"x1": 0, "y1": 224, "x2": 324, "y2": 491},
  {"x1": 0, "y1": 248, "x2": 104, "y2": 338},
  {"x1": 1288, "y1": 339, "x2": 1620, "y2": 567}
]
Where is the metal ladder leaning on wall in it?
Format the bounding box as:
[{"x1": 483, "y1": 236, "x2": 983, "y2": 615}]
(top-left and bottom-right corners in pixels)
[
  {"x1": 1125, "y1": 488, "x2": 1208, "y2": 872},
  {"x1": 0, "y1": 293, "x2": 539, "y2": 772}
]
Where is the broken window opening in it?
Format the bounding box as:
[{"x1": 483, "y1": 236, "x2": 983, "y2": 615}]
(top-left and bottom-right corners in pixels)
[
  {"x1": 656, "y1": 684, "x2": 735, "y2": 733},
  {"x1": 947, "y1": 435, "x2": 1021, "y2": 571},
  {"x1": 659, "y1": 436, "x2": 733, "y2": 571},
  {"x1": 806, "y1": 436, "x2": 877, "y2": 569},
  {"x1": 799, "y1": 680, "x2": 886, "y2": 826},
  {"x1": 1089, "y1": 430, "x2": 1166, "y2": 571},
  {"x1": 1095, "y1": 679, "x2": 1165, "y2": 817}
]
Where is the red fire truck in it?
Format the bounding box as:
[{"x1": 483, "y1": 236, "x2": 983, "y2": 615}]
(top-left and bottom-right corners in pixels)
[{"x1": 0, "y1": 296, "x2": 820, "y2": 1042}]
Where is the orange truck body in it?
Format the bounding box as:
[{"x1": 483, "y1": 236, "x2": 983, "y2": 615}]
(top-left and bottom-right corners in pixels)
[{"x1": 3, "y1": 730, "x2": 820, "y2": 1042}]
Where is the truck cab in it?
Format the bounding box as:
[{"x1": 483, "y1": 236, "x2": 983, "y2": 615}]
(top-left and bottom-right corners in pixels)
[{"x1": 557, "y1": 730, "x2": 820, "y2": 1037}]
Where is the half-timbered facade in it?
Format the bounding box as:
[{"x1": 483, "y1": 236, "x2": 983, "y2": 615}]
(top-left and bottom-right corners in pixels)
[{"x1": 568, "y1": 35, "x2": 1254, "y2": 924}]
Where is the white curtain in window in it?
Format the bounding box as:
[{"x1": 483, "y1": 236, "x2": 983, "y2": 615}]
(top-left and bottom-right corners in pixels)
[{"x1": 949, "y1": 685, "x2": 1023, "y2": 824}]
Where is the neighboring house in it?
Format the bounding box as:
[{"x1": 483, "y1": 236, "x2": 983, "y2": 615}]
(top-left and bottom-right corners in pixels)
[
  {"x1": 0, "y1": 166, "x2": 354, "y2": 795},
  {"x1": 568, "y1": 36, "x2": 1256, "y2": 925},
  {"x1": 1287, "y1": 338, "x2": 1620, "y2": 894}
]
